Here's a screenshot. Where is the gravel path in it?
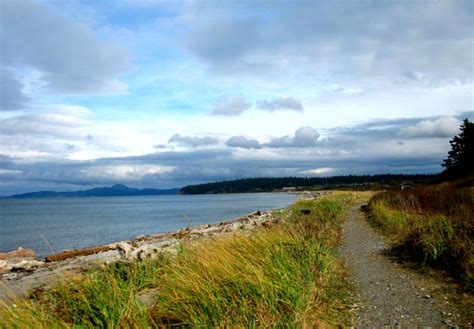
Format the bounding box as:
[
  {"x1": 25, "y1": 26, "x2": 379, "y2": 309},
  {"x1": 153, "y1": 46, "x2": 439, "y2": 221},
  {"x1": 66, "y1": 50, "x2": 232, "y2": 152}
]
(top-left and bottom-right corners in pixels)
[{"x1": 339, "y1": 204, "x2": 460, "y2": 327}]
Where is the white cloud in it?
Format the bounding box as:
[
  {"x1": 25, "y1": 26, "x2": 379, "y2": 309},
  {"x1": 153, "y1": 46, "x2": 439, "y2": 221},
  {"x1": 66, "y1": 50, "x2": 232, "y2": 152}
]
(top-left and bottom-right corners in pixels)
[
  {"x1": 86, "y1": 165, "x2": 175, "y2": 180},
  {"x1": 399, "y1": 117, "x2": 461, "y2": 138},
  {"x1": 300, "y1": 167, "x2": 335, "y2": 175}
]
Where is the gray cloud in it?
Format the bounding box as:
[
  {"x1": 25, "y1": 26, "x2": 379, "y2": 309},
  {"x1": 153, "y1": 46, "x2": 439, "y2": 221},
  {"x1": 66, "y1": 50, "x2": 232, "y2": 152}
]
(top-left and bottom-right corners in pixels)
[
  {"x1": 266, "y1": 126, "x2": 320, "y2": 148},
  {"x1": 180, "y1": 1, "x2": 472, "y2": 83},
  {"x1": 0, "y1": 0, "x2": 129, "y2": 94},
  {"x1": 225, "y1": 136, "x2": 261, "y2": 149},
  {"x1": 401, "y1": 71, "x2": 424, "y2": 82},
  {"x1": 330, "y1": 113, "x2": 472, "y2": 141},
  {"x1": 168, "y1": 133, "x2": 219, "y2": 147},
  {"x1": 0, "y1": 69, "x2": 30, "y2": 111},
  {"x1": 212, "y1": 95, "x2": 252, "y2": 116},
  {"x1": 257, "y1": 97, "x2": 303, "y2": 112},
  {"x1": 0, "y1": 107, "x2": 93, "y2": 160},
  {"x1": 0, "y1": 110, "x2": 88, "y2": 138}
]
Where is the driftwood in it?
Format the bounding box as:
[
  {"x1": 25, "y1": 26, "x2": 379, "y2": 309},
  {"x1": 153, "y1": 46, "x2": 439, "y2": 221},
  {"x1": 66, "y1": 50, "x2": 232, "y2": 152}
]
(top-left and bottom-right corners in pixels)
[{"x1": 45, "y1": 245, "x2": 113, "y2": 262}]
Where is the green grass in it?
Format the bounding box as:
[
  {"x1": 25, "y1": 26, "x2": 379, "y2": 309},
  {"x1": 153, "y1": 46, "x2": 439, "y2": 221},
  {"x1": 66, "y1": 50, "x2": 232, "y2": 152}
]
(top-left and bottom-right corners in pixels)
[
  {"x1": 1, "y1": 192, "x2": 367, "y2": 328},
  {"x1": 367, "y1": 180, "x2": 474, "y2": 292}
]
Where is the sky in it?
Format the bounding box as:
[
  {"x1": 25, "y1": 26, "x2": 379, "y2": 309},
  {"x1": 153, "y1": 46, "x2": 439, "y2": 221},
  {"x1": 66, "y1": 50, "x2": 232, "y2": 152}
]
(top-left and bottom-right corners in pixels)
[{"x1": 0, "y1": 0, "x2": 473, "y2": 195}]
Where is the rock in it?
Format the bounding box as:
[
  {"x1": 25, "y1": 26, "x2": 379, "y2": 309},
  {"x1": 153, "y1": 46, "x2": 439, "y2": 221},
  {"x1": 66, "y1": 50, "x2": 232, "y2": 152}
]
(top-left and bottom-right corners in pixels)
[
  {"x1": 137, "y1": 288, "x2": 160, "y2": 308},
  {"x1": 0, "y1": 260, "x2": 8, "y2": 274},
  {"x1": 72, "y1": 249, "x2": 122, "y2": 264},
  {"x1": 0, "y1": 248, "x2": 41, "y2": 274},
  {"x1": 0, "y1": 260, "x2": 44, "y2": 273},
  {"x1": 194, "y1": 226, "x2": 222, "y2": 236},
  {"x1": 442, "y1": 319, "x2": 459, "y2": 328},
  {"x1": 128, "y1": 239, "x2": 179, "y2": 261},
  {"x1": 10, "y1": 260, "x2": 44, "y2": 272},
  {"x1": 116, "y1": 242, "x2": 133, "y2": 258},
  {"x1": 300, "y1": 208, "x2": 311, "y2": 215},
  {"x1": 0, "y1": 247, "x2": 36, "y2": 261}
]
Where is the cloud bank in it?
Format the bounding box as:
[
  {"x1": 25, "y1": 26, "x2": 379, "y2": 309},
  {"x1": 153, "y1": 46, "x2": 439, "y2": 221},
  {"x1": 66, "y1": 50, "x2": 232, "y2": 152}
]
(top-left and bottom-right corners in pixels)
[{"x1": 3, "y1": 113, "x2": 471, "y2": 195}]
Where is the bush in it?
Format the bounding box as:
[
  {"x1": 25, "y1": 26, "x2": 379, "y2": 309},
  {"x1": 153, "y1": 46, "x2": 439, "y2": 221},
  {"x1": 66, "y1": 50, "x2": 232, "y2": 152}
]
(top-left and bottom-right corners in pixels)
[{"x1": 368, "y1": 180, "x2": 474, "y2": 291}]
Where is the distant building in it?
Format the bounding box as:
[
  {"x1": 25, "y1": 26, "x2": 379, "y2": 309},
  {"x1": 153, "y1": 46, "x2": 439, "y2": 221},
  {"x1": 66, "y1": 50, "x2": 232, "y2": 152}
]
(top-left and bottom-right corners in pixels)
[{"x1": 400, "y1": 182, "x2": 415, "y2": 190}]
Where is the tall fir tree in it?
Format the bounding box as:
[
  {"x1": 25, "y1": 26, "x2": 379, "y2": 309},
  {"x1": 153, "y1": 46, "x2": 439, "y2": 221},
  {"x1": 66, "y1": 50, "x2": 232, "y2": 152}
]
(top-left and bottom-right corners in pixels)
[{"x1": 442, "y1": 118, "x2": 474, "y2": 179}]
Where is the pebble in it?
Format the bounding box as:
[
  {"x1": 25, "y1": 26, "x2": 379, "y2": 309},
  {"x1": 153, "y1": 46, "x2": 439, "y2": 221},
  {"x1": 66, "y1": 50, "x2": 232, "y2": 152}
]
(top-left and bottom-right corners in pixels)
[{"x1": 442, "y1": 319, "x2": 459, "y2": 328}]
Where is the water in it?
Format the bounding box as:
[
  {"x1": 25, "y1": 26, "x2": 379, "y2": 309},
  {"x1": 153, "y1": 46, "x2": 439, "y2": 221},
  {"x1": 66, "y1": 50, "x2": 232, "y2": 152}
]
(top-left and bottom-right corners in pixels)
[{"x1": 0, "y1": 193, "x2": 298, "y2": 258}]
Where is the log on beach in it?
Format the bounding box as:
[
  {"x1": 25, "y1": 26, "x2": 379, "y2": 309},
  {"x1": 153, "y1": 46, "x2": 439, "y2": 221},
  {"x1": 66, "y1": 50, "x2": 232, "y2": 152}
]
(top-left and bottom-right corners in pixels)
[{"x1": 45, "y1": 245, "x2": 113, "y2": 262}]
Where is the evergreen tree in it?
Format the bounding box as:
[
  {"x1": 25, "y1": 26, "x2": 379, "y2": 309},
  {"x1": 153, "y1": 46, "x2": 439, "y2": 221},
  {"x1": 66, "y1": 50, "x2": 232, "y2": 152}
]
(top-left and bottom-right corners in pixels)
[{"x1": 442, "y1": 118, "x2": 474, "y2": 179}]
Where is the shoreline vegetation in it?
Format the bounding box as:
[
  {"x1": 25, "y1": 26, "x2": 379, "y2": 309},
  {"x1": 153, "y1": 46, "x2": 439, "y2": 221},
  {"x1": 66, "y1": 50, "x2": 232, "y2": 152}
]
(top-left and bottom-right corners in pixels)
[
  {"x1": 367, "y1": 177, "x2": 474, "y2": 293},
  {"x1": 0, "y1": 191, "x2": 373, "y2": 327}
]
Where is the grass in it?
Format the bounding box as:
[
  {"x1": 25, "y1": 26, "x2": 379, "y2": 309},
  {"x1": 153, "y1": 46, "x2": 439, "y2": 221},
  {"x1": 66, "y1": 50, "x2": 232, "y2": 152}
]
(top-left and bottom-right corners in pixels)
[
  {"x1": 1, "y1": 192, "x2": 368, "y2": 328},
  {"x1": 367, "y1": 178, "x2": 474, "y2": 292}
]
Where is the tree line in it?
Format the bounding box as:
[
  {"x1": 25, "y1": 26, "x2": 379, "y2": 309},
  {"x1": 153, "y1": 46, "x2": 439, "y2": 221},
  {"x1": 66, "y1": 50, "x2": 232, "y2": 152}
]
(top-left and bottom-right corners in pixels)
[{"x1": 179, "y1": 174, "x2": 436, "y2": 194}]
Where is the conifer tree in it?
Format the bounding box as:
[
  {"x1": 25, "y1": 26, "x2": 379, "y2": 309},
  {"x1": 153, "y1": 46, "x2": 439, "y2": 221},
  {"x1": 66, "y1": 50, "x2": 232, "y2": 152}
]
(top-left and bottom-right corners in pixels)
[{"x1": 442, "y1": 118, "x2": 474, "y2": 179}]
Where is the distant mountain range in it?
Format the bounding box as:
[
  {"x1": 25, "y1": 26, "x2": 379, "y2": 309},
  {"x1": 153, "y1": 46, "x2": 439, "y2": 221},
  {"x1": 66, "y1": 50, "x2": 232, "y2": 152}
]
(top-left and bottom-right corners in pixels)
[{"x1": 4, "y1": 184, "x2": 180, "y2": 198}]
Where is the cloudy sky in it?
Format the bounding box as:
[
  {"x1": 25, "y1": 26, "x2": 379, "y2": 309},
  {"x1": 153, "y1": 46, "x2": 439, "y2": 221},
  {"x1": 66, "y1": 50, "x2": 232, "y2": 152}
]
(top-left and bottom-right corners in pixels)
[{"x1": 0, "y1": 0, "x2": 472, "y2": 195}]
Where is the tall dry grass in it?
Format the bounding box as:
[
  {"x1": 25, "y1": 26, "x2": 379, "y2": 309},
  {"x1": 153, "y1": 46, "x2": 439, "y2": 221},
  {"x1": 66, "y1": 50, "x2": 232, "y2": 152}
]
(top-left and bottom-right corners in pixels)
[{"x1": 368, "y1": 179, "x2": 474, "y2": 292}]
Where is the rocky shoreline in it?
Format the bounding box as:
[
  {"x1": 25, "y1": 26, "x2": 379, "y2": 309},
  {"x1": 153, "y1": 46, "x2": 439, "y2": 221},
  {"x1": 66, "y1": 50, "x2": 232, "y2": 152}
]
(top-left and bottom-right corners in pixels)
[
  {"x1": 1, "y1": 209, "x2": 281, "y2": 301},
  {"x1": 0, "y1": 191, "x2": 329, "y2": 301}
]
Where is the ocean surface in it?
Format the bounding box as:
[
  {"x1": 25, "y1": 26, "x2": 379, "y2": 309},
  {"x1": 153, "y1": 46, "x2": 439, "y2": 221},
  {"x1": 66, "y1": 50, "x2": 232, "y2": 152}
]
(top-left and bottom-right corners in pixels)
[{"x1": 0, "y1": 193, "x2": 298, "y2": 258}]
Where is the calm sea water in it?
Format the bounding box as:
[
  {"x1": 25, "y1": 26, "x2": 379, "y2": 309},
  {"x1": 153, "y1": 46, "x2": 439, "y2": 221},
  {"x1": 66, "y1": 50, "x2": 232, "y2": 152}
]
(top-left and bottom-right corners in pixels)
[{"x1": 0, "y1": 193, "x2": 298, "y2": 258}]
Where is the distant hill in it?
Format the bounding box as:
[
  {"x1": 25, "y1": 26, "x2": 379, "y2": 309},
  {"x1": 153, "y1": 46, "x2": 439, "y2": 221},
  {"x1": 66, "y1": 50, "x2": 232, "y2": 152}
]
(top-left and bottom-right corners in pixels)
[
  {"x1": 5, "y1": 184, "x2": 180, "y2": 198},
  {"x1": 179, "y1": 174, "x2": 438, "y2": 194}
]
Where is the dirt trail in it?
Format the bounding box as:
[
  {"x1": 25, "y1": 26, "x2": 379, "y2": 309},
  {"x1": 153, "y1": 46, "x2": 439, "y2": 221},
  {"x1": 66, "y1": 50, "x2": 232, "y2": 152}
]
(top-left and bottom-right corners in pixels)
[{"x1": 339, "y1": 204, "x2": 463, "y2": 327}]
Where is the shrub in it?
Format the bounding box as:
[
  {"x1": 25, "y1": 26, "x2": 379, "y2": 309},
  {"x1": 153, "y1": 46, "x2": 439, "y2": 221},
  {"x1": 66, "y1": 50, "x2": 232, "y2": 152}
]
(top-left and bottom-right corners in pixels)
[{"x1": 368, "y1": 180, "x2": 474, "y2": 291}]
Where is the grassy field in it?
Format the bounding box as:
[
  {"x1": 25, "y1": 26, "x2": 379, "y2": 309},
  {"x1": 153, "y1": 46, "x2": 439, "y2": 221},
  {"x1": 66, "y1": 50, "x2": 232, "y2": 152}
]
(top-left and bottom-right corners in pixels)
[
  {"x1": 1, "y1": 192, "x2": 371, "y2": 328},
  {"x1": 367, "y1": 178, "x2": 474, "y2": 292}
]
